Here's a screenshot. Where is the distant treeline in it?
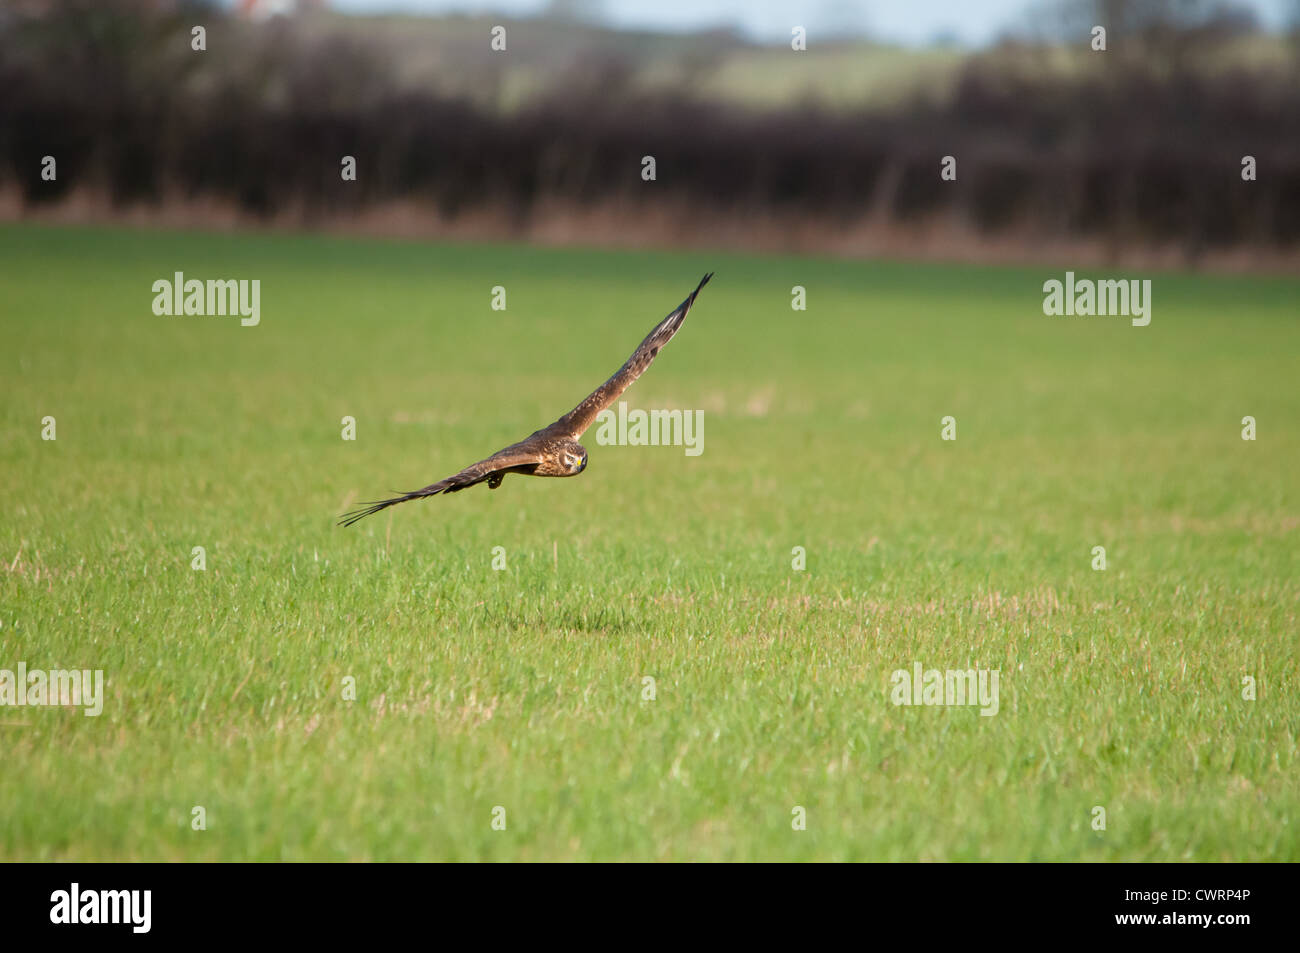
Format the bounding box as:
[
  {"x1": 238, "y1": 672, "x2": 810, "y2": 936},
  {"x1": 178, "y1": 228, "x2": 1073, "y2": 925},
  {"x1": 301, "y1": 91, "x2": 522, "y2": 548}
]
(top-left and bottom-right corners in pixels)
[{"x1": 2, "y1": 0, "x2": 1298, "y2": 259}]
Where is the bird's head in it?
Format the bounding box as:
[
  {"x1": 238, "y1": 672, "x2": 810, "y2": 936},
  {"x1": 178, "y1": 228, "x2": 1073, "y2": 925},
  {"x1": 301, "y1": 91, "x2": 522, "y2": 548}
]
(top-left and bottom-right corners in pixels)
[{"x1": 561, "y1": 442, "x2": 588, "y2": 475}]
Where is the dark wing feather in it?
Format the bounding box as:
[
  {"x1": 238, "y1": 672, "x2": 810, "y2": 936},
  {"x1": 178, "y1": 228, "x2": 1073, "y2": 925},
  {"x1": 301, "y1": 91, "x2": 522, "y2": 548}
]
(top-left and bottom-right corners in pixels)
[
  {"x1": 338, "y1": 447, "x2": 543, "y2": 527},
  {"x1": 550, "y1": 273, "x2": 711, "y2": 440}
]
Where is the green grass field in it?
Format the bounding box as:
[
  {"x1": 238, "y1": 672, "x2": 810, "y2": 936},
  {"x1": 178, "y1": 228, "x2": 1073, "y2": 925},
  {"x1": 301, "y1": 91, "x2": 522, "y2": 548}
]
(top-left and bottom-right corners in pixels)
[{"x1": 1, "y1": 223, "x2": 1296, "y2": 861}]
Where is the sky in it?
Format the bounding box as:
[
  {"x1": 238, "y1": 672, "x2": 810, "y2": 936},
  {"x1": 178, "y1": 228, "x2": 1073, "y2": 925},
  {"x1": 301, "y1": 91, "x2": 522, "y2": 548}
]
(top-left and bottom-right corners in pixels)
[{"x1": 316, "y1": 0, "x2": 1295, "y2": 46}]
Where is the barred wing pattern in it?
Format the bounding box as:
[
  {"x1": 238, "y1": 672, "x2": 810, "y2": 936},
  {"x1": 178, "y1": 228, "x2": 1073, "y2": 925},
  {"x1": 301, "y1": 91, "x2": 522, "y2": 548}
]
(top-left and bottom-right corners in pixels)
[{"x1": 551, "y1": 272, "x2": 711, "y2": 439}]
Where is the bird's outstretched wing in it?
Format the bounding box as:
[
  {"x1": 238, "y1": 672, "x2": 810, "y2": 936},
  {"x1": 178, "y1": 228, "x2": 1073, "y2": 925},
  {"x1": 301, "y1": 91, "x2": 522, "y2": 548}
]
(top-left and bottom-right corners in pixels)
[
  {"x1": 338, "y1": 447, "x2": 543, "y2": 526},
  {"x1": 550, "y1": 273, "x2": 711, "y2": 440}
]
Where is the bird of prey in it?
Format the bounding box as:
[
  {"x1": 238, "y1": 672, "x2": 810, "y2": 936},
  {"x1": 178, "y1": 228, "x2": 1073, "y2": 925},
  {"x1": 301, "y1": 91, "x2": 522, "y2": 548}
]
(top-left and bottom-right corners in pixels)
[{"x1": 339, "y1": 273, "x2": 711, "y2": 527}]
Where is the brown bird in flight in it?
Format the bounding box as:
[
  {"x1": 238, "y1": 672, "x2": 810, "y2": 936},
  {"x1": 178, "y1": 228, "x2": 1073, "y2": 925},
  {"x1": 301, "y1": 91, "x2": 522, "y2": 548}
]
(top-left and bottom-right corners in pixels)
[{"x1": 340, "y1": 273, "x2": 712, "y2": 527}]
